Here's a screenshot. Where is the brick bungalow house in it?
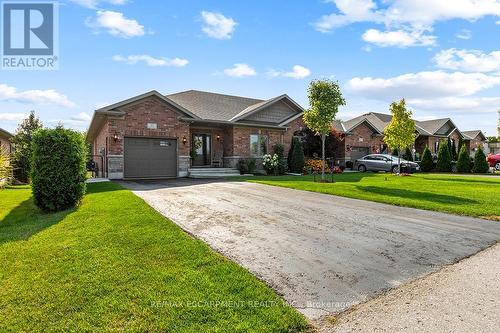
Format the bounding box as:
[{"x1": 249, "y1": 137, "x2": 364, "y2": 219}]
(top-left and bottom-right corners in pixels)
[
  {"x1": 462, "y1": 130, "x2": 488, "y2": 157},
  {"x1": 329, "y1": 112, "x2": 486, "y2": 166},
  {"x1": 0, "y1": 128, "x2": 13, "y2": 155},
  {"x1": 86, "y1": 90, "x2": 304, "y2": 179}
]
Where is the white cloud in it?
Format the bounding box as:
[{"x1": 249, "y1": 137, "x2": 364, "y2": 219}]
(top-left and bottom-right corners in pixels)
[
  {"x1": 112, "y1": 55, "x2": 189, "y2": 67},
  {"x1": 0, "y1": 84, "x2": 75, "y2": 107},
  {"x1": 201, "y1": 11, "x2": 237, "y2": 39},
  {"x1": 347, "y1": 70, "x2": 500, "y2": 116},
  {"x1": 86, "y1": 11, "x2": 145, "y2": 38},
  {"x1": 268, "y1": 65, "x2": 311, "y2": 79},
  {"x1": 434, "y1": 48, "x2": 500, "y2": 72},
  {"x1": 0, "y1": 112, "x2": 28, "y2": 121},
  {"x1": 347, "y1": 71, "x2": 500, "y2": 99},
  {"x1": 408, "y1": 96, "x2": 500, "y2": 112},
  {"x1": 70, "y1": 112, "x2": 92, "y2": 122},
  {"x1": 315, "y1": 0, "x2": 500, "y2": 47},
  {"x1": 497, "y1": 20, "x2": 500, "y2": 24},
  {"x1": 223, "y1": 63, "x2": 256, "y2": 78},
  {"x1": 70, "y1": 0, "x2": 127, "y2": 9},
  {"x1": 456, "y1": 28, "x2": 472, "y2": 39},
  {"x1": 314, "y1": 0, "x2": 381, "y2": 32},
  {"x1": 362, "y1": 28, "x2": 436, "y2": 47}
]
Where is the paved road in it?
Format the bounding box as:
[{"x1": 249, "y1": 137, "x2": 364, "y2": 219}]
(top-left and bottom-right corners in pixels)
[{"x1": 120, "y1": 179, "x2": 500, "y2": 320}]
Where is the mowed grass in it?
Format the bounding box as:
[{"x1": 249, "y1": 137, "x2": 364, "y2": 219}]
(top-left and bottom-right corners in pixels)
[
  {"x1": 243, "y1": 173, "x2": 500, "y2": 219},
  {"x1": 0, "y1": 183, "x2": 310, "y2": 333}
]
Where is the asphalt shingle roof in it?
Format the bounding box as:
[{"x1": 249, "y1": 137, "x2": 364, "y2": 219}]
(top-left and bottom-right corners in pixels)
[
  {"x1": 166, "y1": 90, "x2": 265, "y2": 121},
  {"x1": 0, "y1": 128, "x2": 13, "y2": 139},
  {"x1": 340, "y1": 112, "x2": 457, "y2": 136},
  {"x1": 462, "y1": 130, "x2": 483, "y2": 140}
]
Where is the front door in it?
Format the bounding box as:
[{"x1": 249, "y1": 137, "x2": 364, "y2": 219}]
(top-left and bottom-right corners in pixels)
[{"x1": 192, "y1": 134, "x2": 212, "y2": 166}]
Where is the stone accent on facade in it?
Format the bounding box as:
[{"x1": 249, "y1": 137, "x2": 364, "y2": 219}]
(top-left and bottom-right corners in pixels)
[
  {"x1": 107, "y1": 155, "x2": 124, "y2": 179},
  {"x1": 178, "y1": 155, "x2": 190, "y2": 177}
]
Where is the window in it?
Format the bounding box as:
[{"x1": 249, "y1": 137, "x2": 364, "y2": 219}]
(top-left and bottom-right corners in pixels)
[{"x1": 250, "y1": 134, "x2": 268, "y2": 157}]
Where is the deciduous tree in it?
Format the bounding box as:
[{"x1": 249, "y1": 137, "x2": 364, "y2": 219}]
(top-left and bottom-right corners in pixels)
[
  {"x1": 303, "y1": 80, "x2": 345, "y2": 181},
  {"x1": 383, "y1": 99, "x2": 416, "y2": 174}
]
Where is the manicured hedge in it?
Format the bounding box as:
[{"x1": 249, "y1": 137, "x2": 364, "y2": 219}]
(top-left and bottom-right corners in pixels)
[{"x1": 31, "y1": 127, "x2": 87, "y2": 211}]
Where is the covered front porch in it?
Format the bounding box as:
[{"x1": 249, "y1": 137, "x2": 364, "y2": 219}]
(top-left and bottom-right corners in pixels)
[
  {"x1": 189, "y1": 125, "x2": 229, "y2": 168},
  {"x1": 187, "y1": 125, "x2": 241, "y2": 177}
]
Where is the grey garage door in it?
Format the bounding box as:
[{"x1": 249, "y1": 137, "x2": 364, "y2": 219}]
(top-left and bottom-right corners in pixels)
[
  {"x1": 124, "y1": 137, "x2": 177, "y2": 178},
  {"x1": 351, "y1": 146, "x2": 370, "y2": 161}
]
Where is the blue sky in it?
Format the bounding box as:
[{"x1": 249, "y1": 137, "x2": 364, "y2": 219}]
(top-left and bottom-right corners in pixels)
[{"x1": 1, "y1": 0, "x2": 500, "y2": 136}]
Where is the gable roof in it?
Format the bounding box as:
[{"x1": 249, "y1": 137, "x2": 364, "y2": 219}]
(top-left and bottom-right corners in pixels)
[
  {"x1": 0, "y1": 128, "x2": 13, "y2": 139},
  {"x1": 86, "y1": 89, "x2": 304, "y2": 142},
  {"x1": 166, "y1": 90, "x2": 304, "y2": 123},
  {"x1": 342, "y1": 113, "x2": 387, "y2": 134},
  {"x1": 95, "y1": 90, "x2": 199, "y2": 119},
  {"x1": 167, "y1": 90, "x2": 265, "y2": 122},
  {"x1": 462, "y1": 130, "x2": 486, "y2": 141},
  {"x1": 341, "y1": 112, "x2": 463, "y2": 137},
  {"x1": 415, "y1": 118, "x2": 451, "y2": 135}
]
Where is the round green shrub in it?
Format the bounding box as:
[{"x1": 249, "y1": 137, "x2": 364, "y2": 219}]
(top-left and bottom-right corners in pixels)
[
  {"x1": 472, "y1": 146, "x2": 489, "y2": 173},
  {"x1": 31, "y1": 127, "x2": 87, "y2": 212},
  {"x1": 419, "y1": 146, "x2": 433, "y2": 172},
  {"x1": 456, "y1": 144, "x2": 471, "y2": 173}
]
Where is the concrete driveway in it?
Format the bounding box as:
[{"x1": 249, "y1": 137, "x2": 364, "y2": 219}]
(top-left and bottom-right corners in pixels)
[{"x1": 121, "y1": 179, "x2": 500, "y2": 320}]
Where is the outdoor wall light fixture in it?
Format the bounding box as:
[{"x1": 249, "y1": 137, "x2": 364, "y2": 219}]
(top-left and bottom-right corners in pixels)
[
  {"x1": 182, "y1": 136, "x2": 187, "y2": 145},
  {"x1": 113, "y1": 134, "x2": 118, "y2": 142},
  {"x1": 216, "y1": 134, "x2": 221, "y2": 141}
]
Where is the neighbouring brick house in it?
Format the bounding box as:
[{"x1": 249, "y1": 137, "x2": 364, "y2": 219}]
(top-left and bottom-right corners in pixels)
[
  {"x1": 330, "y1": 112, "x2": 487, "y2": 167},
  {"x1": 462, "y1": 130, "x2": 488, "y2": 157},
  {"x1": 86, "y1": 90, "x2": 304, "y2": 179},
  {"x1": 0, "y1": 128, "x2": 13, "y2": 155}
]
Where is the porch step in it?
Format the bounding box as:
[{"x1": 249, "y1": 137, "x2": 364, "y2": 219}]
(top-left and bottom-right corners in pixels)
[{"x1": 188, "y1": 168, "x2": 241, "y2": 178}]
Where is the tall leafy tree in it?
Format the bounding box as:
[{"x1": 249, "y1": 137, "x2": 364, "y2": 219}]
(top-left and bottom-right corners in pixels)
[
  {"x1": 383, "y1": 99, "x2": 416, "y2": 174},
  {"x1": 303, "y1": 79, "x2": 345, "y2": 181},
  {"x1": 11, "y1": 111, "x2": 43, "y2": 183}
]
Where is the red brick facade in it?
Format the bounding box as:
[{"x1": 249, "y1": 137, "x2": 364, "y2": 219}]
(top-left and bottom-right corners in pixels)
[
  {"x1": 344, "y1": 123, "x2": 385, "y2": 159},
  {"x1": 90, "y1": 96, "x2": 305, "y2": 178},
  {"x1": 107, "y1": 96, "x2": 190, "y2": 156}
]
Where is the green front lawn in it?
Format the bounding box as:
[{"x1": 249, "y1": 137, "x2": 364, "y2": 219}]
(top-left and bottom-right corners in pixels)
[
  {"x1": 243, "y1": 173, "x2": 500, "y2": 219},
  {"x1": 0, "y1": 183, "x2": 310, "y2": 332}
]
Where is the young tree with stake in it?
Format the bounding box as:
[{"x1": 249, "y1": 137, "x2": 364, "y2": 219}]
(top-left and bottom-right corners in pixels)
[
  {"x1": 303, "y1": 80, "x2": 346, "y2": 181},
  {"x1": 383, "y1": 99, "x2": 416, "y2": 174}
]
